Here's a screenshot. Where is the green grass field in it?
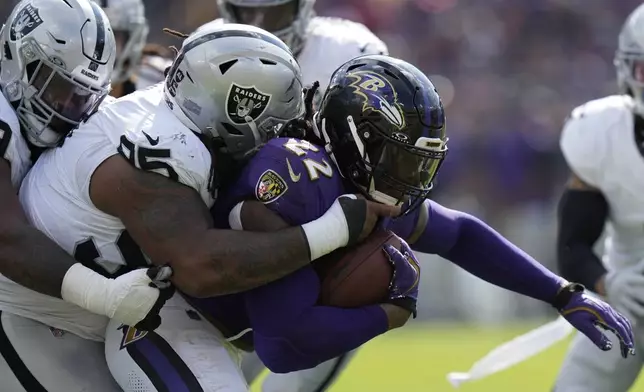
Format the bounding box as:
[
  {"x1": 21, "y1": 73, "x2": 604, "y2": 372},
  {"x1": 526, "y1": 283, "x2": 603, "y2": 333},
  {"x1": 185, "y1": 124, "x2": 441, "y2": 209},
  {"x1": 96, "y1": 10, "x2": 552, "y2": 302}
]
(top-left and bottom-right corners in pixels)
[{"x1": 251, "y1": 322, "x2": 644, "y2": 392}]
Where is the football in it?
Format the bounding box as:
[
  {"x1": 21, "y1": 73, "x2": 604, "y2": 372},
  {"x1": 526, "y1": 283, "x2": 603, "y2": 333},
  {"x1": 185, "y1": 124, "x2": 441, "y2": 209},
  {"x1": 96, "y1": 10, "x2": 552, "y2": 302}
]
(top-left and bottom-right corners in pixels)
[{"x1": 315, "y1": 229, "x2": 401, "y2": 308}]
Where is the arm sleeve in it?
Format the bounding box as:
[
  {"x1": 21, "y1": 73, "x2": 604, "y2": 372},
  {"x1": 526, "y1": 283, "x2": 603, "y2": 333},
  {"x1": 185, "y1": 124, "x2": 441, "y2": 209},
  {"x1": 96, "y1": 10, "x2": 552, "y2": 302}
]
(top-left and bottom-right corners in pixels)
[
  {"x1": 388, "y1": 200, "x2": 565, "y2": 303},
  {"x1": 245, "y1": 266, "x2": 388, "y2": 373},
  {"x1": 556, "y1": 189, "x2": 608, "y2": 290}
]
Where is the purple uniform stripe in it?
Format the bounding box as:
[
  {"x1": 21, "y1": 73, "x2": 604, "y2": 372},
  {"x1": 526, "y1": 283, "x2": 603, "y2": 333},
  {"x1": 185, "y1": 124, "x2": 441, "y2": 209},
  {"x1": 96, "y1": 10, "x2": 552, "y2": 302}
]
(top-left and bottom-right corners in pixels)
[{"x1": 128, "y1": 331, "x2": 204, "y2": 392}]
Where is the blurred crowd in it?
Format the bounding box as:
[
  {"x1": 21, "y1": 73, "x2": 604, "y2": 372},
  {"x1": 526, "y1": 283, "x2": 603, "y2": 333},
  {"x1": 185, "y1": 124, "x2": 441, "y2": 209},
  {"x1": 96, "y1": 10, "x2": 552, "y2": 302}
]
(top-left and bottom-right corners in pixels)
[
  {"x1": 0, "y1": 0, "x2": 636, "y2": 214},
  {"x1": 2, "y1": 0, "x2": 640, "y2": 320}
]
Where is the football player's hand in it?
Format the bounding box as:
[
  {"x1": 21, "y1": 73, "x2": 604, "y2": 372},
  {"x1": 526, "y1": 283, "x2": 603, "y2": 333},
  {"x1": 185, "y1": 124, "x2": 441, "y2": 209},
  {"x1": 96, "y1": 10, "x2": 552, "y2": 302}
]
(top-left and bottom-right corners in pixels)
[
  {"x1": 383, "y1": 240, "x2": 420, "y2": 318},
  {"x1": 604, "y1": 260, "x2": 644, "y2": 325},
  {"x1": 554, "y1": 283, "x2": 635, "y2": 358},
  {"x1": 107, "y1": 265, "x2": 175, "y2": 331}
]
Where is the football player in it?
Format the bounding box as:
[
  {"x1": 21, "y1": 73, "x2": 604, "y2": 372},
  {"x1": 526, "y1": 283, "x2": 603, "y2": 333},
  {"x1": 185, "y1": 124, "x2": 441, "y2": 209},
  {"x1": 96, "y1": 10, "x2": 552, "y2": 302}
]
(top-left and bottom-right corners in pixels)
[
  {"x1": 19, "y1": 23, "x2": 397, "y2": 391},
  {"x1": 214, "y1": 1, "x2": 389, "y2": 385},
  {"x1": 215, "y1": 0, "x2": 388, "y2": 107},
  {"x1": 553, "y1": 4, "x2": 644, "y2": 391},
  {"x1": 0, "y1": 0, "x2": 173, "y2": 389},
  {"x1": 211, "y1": 55, "x2": 636, "y2": 392},
  {"x1": 91, "y1": 0, "x2": 174, "y2": 97}
]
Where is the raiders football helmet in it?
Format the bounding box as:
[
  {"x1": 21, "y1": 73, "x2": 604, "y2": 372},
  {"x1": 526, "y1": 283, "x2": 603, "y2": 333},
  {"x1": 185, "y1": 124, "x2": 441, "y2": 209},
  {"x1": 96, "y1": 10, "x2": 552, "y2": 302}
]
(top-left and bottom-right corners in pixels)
[
  {"x1": 163, "y1": 23, "x2": 304, "y2": 159},
  {"x1": 0, "y1": 0, "x2": 115, "y2": 147},
  {"x1": 316, "y1": 55, "x2": 447, "y2": 213},
  {"x1": 91, "y1": 0, "x2": 148, "y2": 84},
  {"x1": 216, "y1": 0, "x2": 315, "y2": 55}
]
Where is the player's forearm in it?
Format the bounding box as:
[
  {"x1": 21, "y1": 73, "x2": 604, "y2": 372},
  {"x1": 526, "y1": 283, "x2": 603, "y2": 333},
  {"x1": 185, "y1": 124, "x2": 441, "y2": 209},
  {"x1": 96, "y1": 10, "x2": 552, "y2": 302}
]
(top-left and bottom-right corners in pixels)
[
  {"x1": 0, "y1": 223, "x2": 73, "y2": 298},
  {"x1": 253, "y1": 305, "x2": 387, "y2": 373},
  {"x1": 556, "y1": 189, "x2": 608, "y2": 294},
  {"x1": 174, "y1": 227, "x2": 312, "y2": 297},
  {"x1": 246, "y1": 266, "x2": 388, "y2": 373},
  {"x1": 406, "y1": 200, "x2": 565, "y2": 303}
]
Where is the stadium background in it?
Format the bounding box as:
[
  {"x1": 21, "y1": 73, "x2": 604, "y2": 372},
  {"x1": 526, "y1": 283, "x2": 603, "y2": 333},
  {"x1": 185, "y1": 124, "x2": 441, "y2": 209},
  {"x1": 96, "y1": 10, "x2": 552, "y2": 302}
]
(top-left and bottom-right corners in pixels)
[{"x1": 2, "y1": 0, "x2": 644, "y2": 390}]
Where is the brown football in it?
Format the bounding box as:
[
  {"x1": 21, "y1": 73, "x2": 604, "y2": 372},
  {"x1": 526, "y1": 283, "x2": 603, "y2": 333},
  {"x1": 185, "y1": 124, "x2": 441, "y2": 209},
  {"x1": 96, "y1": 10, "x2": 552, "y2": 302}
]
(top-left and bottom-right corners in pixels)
[{"x1": 315, "y1": 230, "x2": 400, "y2": 308}]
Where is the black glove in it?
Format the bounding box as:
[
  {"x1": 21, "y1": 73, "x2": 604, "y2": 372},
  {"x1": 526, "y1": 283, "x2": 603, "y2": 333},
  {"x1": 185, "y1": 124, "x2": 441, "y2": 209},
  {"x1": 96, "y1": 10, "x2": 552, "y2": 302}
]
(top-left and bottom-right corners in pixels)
[{"x1": 133, "y1": 265, "x2": 175, "y2": 331}]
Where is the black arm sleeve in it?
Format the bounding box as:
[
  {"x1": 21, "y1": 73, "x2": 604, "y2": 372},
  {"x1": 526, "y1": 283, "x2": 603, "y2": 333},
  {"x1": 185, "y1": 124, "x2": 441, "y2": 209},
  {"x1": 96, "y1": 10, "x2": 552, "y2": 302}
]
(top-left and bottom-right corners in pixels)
[{"x1": 556, "y1": 189, "x2": 608, "y2": 291}]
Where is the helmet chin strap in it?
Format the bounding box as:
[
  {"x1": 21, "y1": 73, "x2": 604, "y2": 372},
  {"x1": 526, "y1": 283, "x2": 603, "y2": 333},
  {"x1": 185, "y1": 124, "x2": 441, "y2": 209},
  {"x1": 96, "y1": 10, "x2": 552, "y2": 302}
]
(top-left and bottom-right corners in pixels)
[
  {"x1": 315, "y1": 113, "x2": 341, "y2": 173},
  {"x1": 367, "y1": 180, "x2": 400, "y2": 206},
  {"x1": 244, "y1": 114, "x2": 263, "y2": 146}
]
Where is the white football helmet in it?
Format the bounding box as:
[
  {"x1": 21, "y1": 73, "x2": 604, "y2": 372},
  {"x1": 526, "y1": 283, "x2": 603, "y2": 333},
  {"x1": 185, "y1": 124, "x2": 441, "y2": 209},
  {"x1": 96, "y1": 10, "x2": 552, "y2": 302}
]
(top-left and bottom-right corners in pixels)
[
  {"x1": 616, "y1": 3, "x2": 644, "y2": 116},
  {"x1": 91, "y1": 0, "x2": 148, "y2": 84},
  {"x1": 163, "y1": 23, "x2": 304, "y2": 159},
  {"x1": 216, "y1": 0, "x2": 315, "y2": 55},
  {"x1": 0, "y1": 0, "x2": 115, "y2": 147}
]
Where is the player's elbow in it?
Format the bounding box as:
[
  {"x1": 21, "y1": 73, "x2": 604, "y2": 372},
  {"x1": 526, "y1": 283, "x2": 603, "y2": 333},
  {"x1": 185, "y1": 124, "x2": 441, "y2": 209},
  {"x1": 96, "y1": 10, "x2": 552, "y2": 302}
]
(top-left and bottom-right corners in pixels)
[
  {"x1": 255, "y1": 338, "x2": 312, "y2": 374},
  {"x1": 170, "y1": 252, "x2": 239, "y2": 298},
  {"x1": 168, "y1": 255, "x2": 219, "y2": 298},
  {"x1": 0, "y1": 214, "x2": 32, "y2": 248}
]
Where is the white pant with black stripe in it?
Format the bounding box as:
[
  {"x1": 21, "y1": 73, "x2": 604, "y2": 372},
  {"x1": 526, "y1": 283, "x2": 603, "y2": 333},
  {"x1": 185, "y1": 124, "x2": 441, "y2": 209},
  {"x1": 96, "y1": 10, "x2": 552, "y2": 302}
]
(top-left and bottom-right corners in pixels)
[
  {"x1": 105, "y1": 294, "x2": 249, "y2": 392},
  {"x1": 0, "y1": 311, "x2": 119, "y2": 392}
]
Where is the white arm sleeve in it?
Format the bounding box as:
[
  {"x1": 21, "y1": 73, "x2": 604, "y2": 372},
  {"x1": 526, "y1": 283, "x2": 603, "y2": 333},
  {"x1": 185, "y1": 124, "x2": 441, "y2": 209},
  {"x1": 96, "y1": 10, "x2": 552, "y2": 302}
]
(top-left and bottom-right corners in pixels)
[{"x1": 228, "y1": 201, "x2": 245, "y2": 231}]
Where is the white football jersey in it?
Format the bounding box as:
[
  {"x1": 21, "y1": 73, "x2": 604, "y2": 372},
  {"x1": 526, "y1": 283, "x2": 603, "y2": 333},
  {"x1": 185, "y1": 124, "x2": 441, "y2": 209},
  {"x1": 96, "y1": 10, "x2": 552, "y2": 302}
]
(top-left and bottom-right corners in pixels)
[
  {"x1": 135, "y1": 55, "x2": 172, "y2": 91},
  {"x1": 16, "y1": 84, "x2": 214, "y2": 339},
  {"x1": 298, "y1": 16, "x2": 388, "y2": 95},
  {"x1": 560, "y1": 94, "x2": 644, "y2": 270},
  {"x1": 0, "y1": 93, "x2": 32, "y2": 188},
  {"x1": 211, "y1": 16, "x2": 388, "y2": 105}
]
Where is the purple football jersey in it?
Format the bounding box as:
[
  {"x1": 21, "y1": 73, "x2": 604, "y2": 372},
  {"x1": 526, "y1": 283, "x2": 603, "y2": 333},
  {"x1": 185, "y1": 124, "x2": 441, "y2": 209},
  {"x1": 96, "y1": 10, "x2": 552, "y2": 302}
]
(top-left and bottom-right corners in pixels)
[{"x1": 215, "y1": 137, "x2": 346, "y2": 226}]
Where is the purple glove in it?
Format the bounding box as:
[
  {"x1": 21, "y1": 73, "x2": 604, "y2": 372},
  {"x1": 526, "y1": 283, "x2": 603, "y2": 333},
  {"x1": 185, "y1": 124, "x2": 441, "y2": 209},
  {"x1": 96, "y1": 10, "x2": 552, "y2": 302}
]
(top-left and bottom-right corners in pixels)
[
  {"x1": 383, "y1": 240, "x2": 421, "y2": 318},
  {"x1": 554, "y1": 283, "x2": 635, "y2": 358}
]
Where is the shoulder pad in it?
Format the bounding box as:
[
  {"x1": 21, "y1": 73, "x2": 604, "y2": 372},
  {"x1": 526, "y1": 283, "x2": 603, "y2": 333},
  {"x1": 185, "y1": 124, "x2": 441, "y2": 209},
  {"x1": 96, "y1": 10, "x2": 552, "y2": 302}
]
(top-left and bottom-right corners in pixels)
[
  {"x1": 0, "y1": 95, "x2": 31, "y2": 188},
  {"x1": 98, "y1": 87, "x2": 214, "y2": 205},
  {"x1": 560, "y1": 95, "x2": 632, "y2": 187},
  {"x1": 301, "y1": 17, "x2": 388, "y2": 103},
  {"x1": 307, "y1": 17, "x2": 388, "y2": 56},
  {"x1": 136, "y1": 55, "x2": 172, "y2": 91}
]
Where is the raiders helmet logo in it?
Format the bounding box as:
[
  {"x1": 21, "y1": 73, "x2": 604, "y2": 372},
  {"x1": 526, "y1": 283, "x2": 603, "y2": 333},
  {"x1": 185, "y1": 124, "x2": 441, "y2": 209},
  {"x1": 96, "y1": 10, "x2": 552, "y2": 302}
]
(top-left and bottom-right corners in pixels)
[
  {"x1": 255, "y1": 169, "x2": 288, "y2": 204},
  {"x1": 10, "y1": 4, "x2": 43, "y2": 41},
  {"x1": 226, "y1": 83, "x2": 272, "y2": 125}
]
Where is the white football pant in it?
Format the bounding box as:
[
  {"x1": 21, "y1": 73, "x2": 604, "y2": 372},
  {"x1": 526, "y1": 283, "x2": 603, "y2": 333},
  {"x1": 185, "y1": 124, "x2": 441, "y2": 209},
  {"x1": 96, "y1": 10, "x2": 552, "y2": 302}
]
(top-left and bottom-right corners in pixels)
[
  {"x1": 553, "y1": 327, "x2": 644, "y2": 392},
  {"x1": 0, "y1": 311, "x2": 119, "y2": 391},
  {"x1": 105, "y1": 294, "x2": 249, "y2": 392}
]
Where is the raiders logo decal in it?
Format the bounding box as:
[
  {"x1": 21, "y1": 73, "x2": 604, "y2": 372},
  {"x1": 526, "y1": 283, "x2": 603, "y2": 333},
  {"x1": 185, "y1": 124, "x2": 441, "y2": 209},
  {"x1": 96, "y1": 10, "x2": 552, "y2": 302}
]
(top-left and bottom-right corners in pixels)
[
  {"x1": 10, "y1": 4, "x2": 43, "y2": 41},
  {"x1": 226, "y1": 83, "x2": 271, "y2": 125},
  {"x1": 255, "y1": 169, "x2": 288, "y2": 204},
  {"x1": 118, "y1": 324, "x2": 148, "y2": 350}
]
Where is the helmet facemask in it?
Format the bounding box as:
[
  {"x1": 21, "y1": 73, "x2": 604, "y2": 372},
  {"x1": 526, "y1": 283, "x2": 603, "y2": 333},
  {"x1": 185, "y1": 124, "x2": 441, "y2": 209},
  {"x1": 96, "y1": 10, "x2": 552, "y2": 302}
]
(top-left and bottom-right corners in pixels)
[
  {"x1": 317, "y1": 56, "x2": 448, "y2": 215},
  {"x1": 6, "y1": 38, "x2": 109, "y2": 146},
  {"x1": 321, "y1": 112, "x2": 447, "y2": 214},
  {"x1": 218, "y1": 0, "x2": 314, "y2": 55},
  {"x1": 111, "y1": 21, "x2": 147, "y2": 84}
]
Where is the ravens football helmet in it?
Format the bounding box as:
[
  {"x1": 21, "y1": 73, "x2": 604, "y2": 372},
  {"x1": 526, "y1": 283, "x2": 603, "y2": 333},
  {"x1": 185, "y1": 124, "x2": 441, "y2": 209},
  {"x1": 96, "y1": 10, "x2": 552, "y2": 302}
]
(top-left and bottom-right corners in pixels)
[{"x1": 315, "y1": 55, "x2": 447, "y2": 213}]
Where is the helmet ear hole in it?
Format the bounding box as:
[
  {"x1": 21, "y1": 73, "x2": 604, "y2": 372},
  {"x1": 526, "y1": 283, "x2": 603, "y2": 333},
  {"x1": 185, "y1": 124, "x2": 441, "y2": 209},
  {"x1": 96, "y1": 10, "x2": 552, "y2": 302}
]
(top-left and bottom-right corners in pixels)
[{"x1": 219, "y1": 59, "x2": 238, "y2": 75}]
